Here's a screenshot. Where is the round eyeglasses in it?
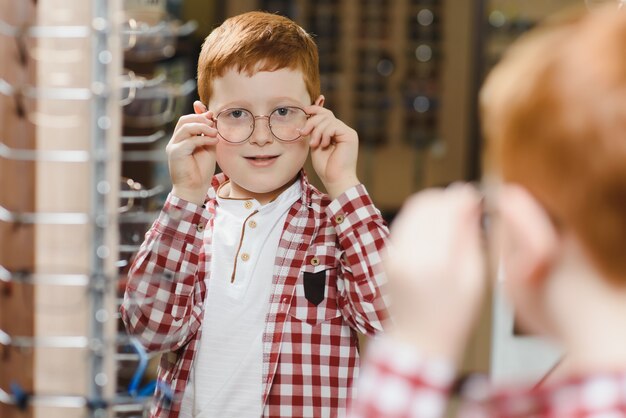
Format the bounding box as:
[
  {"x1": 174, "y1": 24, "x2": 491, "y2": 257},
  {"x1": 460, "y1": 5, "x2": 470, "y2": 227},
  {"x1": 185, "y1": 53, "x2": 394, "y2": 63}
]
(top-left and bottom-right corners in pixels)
[{"x1": 212, "y1": 106, "x2": 310, "y2": 144}]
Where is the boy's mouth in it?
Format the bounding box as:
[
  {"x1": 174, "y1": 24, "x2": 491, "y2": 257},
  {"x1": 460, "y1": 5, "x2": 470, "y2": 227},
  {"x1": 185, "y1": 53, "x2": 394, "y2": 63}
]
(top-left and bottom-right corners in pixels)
[{"x1": 244, "y1": 155, "x2": 279, "y2": 161}]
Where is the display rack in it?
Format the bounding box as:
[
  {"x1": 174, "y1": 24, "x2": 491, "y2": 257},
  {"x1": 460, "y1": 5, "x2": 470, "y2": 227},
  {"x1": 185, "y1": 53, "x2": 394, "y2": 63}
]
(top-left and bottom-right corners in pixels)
[{"x1": 0, "y1": 0, "x2": 140, "y2": 417}]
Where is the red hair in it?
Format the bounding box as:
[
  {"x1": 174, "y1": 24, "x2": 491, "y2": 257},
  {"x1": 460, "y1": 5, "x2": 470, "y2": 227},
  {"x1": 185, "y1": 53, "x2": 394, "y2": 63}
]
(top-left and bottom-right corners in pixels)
[
  {"x1": 197, "y1": 11, "x2": 320, "y2": 105},
  {"x1": 481, "y1": 6, "x2": 626, "y2": 281}
]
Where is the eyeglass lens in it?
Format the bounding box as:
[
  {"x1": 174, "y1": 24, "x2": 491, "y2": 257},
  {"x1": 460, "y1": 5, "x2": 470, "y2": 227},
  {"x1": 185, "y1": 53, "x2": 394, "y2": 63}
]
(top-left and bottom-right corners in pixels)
[{"x1": 216, "y1": 106, "x2": 308, "y2": 143}]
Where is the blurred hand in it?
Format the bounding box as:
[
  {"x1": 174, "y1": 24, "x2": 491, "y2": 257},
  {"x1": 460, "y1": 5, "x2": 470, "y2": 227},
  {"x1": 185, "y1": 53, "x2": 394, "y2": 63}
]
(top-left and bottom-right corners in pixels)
[
  {"x1": 166, "y1": 101, "x2": 219, "y2": 205},
  {"x1": 301, "y1": 100, "x2": 360, "y2": 199},
  {"x1": 385, "y1": 184, "x2": 487, "y2": 364}
]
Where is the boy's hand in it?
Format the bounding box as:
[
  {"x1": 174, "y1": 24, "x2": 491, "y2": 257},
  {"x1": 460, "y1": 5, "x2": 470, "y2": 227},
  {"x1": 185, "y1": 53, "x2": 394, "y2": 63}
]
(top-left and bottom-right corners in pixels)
[
  {"x1": 301, "y1": 102, "x2": 360, "y2": 200},
  {"x1": 384, "y1": 184, "x2": 487, "y2": 364},
  {"x1": 166, "y1": 101, "x2": 219, "y2": 205}
]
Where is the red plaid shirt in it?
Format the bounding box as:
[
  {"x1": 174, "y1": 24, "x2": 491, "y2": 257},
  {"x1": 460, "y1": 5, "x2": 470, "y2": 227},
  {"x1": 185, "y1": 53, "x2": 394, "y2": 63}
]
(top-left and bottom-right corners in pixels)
[
  {"x1": 351, "y1": 339, "x2": 626, "y2": 418},
  {"x1": 121, "y1": 172, "x2": 390, "y2": 418}
]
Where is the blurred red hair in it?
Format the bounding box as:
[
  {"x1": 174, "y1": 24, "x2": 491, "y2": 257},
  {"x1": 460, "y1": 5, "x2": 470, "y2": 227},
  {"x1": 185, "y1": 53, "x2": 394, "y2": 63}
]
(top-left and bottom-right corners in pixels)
[{"x1": 481, "y1": 5, "x2": 626, "y2": 281}]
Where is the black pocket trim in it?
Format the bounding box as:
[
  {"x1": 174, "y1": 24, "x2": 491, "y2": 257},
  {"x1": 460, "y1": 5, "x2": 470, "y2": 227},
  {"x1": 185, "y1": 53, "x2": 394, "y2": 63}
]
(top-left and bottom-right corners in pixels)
[{"x1": 303, "y1": 271, "x2": 326, "y2": 306}]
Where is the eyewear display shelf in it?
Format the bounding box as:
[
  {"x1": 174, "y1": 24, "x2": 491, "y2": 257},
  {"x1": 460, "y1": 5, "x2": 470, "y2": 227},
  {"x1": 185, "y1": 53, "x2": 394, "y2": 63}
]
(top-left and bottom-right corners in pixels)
[{"x1": 0, "y1": 0, "x2": 124, "y2": 417}]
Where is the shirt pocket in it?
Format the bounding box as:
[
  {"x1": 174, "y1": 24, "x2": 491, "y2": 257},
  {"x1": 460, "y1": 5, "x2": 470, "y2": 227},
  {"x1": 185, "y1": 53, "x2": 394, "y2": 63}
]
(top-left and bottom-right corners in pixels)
[{"x1": 289, "y1": 244, "x2": 343, "y2": 327}]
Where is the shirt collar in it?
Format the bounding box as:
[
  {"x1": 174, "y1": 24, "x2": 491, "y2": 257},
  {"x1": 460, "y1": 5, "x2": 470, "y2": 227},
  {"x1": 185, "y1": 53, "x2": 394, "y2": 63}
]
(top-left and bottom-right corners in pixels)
[
  {"x1": 213, "y1": 174, "x2": 302, "y2": 215},
  {"x1": 207, "y1": 169, "x2": 313, "y2": 208}
]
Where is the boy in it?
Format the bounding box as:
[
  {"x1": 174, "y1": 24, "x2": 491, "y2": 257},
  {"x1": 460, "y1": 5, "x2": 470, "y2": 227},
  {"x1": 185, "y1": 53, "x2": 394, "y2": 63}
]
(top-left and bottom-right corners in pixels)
[
  {"x1": 121, "y1": 11, "x2": 389, "y2": 418},
  {"x1": 350, "y1": 5, "x2": 626, "y2": 418}
]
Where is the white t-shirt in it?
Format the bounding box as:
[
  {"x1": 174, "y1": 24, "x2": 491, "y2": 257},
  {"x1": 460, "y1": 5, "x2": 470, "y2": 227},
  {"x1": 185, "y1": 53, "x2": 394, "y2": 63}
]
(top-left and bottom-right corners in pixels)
[{"x1": 180, "y1": 180, "x2": 301, "y2": 418}]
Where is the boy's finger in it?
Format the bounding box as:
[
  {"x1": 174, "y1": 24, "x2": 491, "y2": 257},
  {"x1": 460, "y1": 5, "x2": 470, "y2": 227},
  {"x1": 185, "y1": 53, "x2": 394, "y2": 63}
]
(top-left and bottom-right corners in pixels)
[
  {"x1": 193, "y1": 100, "x2": 209, "y2": 114},
  {"x1": 174, "y1": 113, "x2": 215, "y2": 132},
  {"x1": 171, "y1": 123, "x2": 218, "y2": 144},
  {"x1": 298, "y1": 119, "x2": 315, "y2": 136},
  {"x1": 169, "y1": 136, "x2": 218, "y2": 156},
  {"x1": 302, "y1": 104, "x2": 319, "y2": 114}
]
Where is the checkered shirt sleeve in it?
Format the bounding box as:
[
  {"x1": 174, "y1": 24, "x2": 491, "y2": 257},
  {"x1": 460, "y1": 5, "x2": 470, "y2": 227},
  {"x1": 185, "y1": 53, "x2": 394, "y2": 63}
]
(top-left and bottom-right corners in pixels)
[
  {"x1": 327, "y1": 184, "x2": 390, "y2": 335},
  {"x1": 349, "y1": 338, "x2": 455, "y2": 418},
  {"x1": 461, "y1": 371, "x2": 626, "y2": 417},
  {"x1": 120, "y1": 194, "x2": 209, "y2": 353},
  {"x1": 352, "y1": 338, "x2": 626, "y2": 418}
]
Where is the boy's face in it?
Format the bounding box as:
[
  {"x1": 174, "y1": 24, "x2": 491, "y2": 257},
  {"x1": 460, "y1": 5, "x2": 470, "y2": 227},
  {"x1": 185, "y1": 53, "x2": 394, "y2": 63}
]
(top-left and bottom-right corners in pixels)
[{"x1": 208, "y1": 67, "x2": 313, "y2": 202}]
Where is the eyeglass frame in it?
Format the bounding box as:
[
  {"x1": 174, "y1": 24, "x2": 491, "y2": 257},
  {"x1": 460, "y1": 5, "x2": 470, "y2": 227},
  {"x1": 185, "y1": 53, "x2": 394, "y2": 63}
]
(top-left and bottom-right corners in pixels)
[{"x1": 211, "y1": 106, "x2": 311, "y2": 144}]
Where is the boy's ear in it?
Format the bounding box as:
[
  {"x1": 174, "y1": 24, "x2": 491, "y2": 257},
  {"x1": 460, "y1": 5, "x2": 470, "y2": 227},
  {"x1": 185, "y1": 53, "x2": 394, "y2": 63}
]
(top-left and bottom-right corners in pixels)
[
  {"x1": 497, "y1": 184, "x2": 559, "y2": 288},
  {"x1": 193, "y1": 100, "x2": 208, "y2": 114},
  {"x1": 314, "y1": 95, "x2": 325, "y2": 107}
]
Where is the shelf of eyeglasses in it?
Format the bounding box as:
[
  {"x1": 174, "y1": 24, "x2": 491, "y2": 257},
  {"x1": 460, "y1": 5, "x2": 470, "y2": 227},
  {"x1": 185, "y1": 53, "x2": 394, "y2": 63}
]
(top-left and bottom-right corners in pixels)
[
  {"x1": 0, "y1": 387, "x2": 156, "y2": 413},
  {"x1": 0, "y1": 204, "x2": 162, "y2": 225},
  {"x1": 0, "y1": 270, "x2": 189, "y2": 316},
  {"x1": 0, "y1": 17, "x2": 197, "y2": 65},
  {"x1": 123, "y1": 79, "x2": 196, "y2": 129},
  {"x1": 0, "y1": 338, "x2": 169, "y2": 412},
  {"x1": 123, "y1": 18, "x2": 198, "y2": 63},
  {"x1": 0, "y1": 140, "x2": 174, "y2": 166},
  {"x1": 0, "y1": 73, "x2": 195, "y2": 131},
  {"x1": 0, "y1": 329, "x2": 159, "y2": 354},
  {"x1": 0, "y1": 303, "x2": 191, "y2": 348},
  {"x1": 0, "y1": 385, "x2": 174, "y2": 416},
  {"x1": 0, "y1": 265, "x2": 192, "y2": 293}
]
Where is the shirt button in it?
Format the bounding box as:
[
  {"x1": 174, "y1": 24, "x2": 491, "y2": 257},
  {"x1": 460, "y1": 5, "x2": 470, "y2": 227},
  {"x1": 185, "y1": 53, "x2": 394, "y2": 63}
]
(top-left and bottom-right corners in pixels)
[
  {"x1": 244, "y1": 201, "x2": 253, "y2": 209},
  {"x1": 248, "y1": 220, "x2": 257, "y2": 228},
  {"x1": 310, "y1": 257, "x2": 320, "y2": 266},
  {"x1": 335, "y1": 214, "x2": 345, "y2": 224},
  {"x1": 241, "y1": 253, "x2": 250, "y2": 261},
  {"x1": 196, "y1": 223, "x2": 205, "y2": 232}
]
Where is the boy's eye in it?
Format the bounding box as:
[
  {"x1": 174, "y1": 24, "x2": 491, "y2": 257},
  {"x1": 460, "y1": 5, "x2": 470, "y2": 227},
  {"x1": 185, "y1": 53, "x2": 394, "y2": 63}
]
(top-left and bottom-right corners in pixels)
[
  {"x1": 225, "y1": 108, "x2": 249, "y2": 119},
  {"x1": 274, "y1": 107, "x2": 291, "y2": 117}
]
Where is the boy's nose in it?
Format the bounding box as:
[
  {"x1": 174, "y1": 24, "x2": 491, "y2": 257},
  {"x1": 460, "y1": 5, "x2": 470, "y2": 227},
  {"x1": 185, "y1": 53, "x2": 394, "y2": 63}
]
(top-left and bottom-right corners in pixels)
[{"x1": 248, "y1": 116, "x2": 274, "y2": 145}]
